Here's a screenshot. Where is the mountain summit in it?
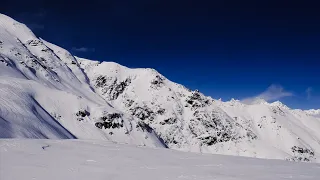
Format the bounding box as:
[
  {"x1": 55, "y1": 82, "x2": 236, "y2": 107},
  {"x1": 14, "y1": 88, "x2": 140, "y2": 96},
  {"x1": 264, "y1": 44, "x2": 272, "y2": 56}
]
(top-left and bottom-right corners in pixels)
[{"x1": 1, "y1": 13, "x2": 320, "y2": 162}]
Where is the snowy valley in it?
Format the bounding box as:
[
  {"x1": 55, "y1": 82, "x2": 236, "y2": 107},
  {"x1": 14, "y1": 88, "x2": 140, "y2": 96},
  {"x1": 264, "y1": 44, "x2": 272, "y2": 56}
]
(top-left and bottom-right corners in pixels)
[{"x1": 1, "y1": 12, "x2": 320, "y2": 167}]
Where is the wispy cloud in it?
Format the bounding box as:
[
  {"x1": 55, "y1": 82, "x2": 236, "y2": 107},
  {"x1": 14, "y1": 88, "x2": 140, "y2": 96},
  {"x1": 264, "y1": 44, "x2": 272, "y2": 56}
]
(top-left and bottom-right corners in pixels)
[
  {"x1": 242, "y1": 84, "x2": 293, "y2": 104},
  {"x1": 306, "y1": 87, "x2": 313, "y2": 100},
  {"x1": 72, "y1": 47, "x2": 95, "y2": 53}
]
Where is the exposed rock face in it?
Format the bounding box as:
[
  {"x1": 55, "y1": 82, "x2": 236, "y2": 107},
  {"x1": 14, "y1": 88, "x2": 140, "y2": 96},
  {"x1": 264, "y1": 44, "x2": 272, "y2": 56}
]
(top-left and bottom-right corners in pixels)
[
  {"x1": 288, "y1": 146, "x2": 315, "y2": 162},
  {"x1": 95, "y1": 112, "x2": 124, "y2": 129},
  {"x1": 95, "y1": 75, "x2": 131, "y2": 100}
]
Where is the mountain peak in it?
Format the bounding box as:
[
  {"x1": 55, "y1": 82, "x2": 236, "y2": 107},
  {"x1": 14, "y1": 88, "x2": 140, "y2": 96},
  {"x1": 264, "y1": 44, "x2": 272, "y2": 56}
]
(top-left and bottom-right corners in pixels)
[
  {"x1": 253, "y1": 97, "x2": 268, "y2": 104},
  {"x1": 270, "y1": 101, "x2": 290, "y2": 110}
]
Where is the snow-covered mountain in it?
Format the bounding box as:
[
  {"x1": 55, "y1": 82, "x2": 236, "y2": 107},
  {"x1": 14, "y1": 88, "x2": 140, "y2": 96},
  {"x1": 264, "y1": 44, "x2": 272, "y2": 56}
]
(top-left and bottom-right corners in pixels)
[
  {"x1": 1, "y1": 13, "x2": 320, "y2": 162},
  {"x1": 0, "y1": 13, "x2": 164, "y2": 148}
]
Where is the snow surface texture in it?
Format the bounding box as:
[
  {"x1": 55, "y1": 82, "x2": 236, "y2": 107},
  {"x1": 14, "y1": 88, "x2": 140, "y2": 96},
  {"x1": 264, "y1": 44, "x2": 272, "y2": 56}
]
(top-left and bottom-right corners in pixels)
[
  {"x1": 1, "y1": 13, "x2": 320, "y2": 162},
  {"x1": 1, "y1": 139, "x2": 320, "y2": 180}
]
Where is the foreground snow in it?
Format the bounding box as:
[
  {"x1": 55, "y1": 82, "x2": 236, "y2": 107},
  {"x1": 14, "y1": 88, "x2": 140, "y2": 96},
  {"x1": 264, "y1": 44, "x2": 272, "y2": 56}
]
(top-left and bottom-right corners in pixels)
[{"x1": 1, "y1": 139, "x2": 320, "y2": 180}]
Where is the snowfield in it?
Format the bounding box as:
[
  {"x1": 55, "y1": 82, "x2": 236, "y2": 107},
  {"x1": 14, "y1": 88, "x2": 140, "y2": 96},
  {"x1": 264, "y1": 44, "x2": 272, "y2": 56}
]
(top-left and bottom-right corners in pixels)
[
  {"x1": 1, "y1": 139, "x2": 320, "y2": 180},
  {"x1": 1, "y1": 12, "x2": 320, "y2": 165}
]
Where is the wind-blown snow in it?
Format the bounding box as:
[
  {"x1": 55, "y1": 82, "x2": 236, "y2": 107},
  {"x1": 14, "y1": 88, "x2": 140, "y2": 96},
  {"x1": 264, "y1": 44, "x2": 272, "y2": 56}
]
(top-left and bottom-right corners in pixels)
[
  {"x1": 1, "y1": 139, "x2": 320, "y2": 180},
  {"x1": 1, "y1": 13, "x2": 320, "y2": 163}
]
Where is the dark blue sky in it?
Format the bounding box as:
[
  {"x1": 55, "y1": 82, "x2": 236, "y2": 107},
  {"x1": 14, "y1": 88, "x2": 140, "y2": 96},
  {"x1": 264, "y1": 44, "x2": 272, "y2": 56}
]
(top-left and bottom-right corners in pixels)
[{"x1": 2, "y1": 0, "x2": 320, "y2": 109}]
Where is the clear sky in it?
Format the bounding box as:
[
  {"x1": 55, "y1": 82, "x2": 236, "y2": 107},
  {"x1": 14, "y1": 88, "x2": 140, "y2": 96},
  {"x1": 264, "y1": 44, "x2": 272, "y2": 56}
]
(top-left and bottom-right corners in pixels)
[{"x1": 1, "y1": 0, "x2": 320, "y2": 109}]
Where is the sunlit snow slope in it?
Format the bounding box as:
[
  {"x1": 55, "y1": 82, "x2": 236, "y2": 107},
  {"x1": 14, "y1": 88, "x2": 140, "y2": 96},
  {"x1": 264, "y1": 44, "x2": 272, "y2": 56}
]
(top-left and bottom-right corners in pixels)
[{"x1": 1, "y1": 13, "x2": 320, "y2": 162}]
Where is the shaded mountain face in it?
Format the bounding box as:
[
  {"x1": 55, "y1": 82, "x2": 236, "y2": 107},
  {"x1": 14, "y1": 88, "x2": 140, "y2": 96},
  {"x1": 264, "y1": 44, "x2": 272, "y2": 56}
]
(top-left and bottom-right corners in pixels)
[{"x1": 1, "y1": 13, "x2": 320, "y2": 162}]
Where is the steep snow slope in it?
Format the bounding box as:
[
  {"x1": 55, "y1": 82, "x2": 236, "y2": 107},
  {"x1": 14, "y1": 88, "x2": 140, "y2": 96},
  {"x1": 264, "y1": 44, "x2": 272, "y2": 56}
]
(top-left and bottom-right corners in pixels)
[
  {"x1": 1, "y1": 139, "x2": 320, "y2": 180},
  {"x1": 1, "y1": 13, "x2": 320, "y2": 162},
  {"x1": 0, "y1": 78, "x2": 74, "y2": 139}
]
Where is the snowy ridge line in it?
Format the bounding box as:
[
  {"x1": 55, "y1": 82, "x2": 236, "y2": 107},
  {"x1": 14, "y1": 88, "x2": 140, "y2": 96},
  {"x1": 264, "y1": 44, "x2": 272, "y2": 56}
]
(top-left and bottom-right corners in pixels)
[{"x1": 1, "y1": 13, "x2": 320, "y2": 162}]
